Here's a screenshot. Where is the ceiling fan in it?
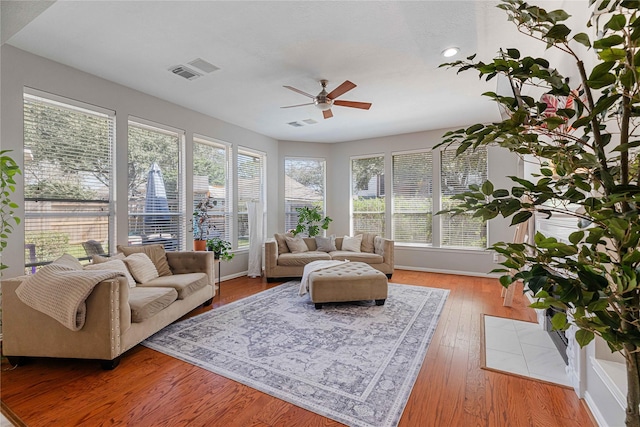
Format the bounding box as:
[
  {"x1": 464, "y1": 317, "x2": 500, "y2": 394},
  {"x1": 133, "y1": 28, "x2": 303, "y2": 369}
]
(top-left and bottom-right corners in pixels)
[{"x1": 281, "y1": 80, "x2": 372, "y2": 119}]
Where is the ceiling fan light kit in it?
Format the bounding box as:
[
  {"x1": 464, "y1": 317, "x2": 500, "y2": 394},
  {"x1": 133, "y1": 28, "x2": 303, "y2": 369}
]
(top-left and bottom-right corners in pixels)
[{"x1": 281, "y1": 79, "x2": 371, "y2": 119}]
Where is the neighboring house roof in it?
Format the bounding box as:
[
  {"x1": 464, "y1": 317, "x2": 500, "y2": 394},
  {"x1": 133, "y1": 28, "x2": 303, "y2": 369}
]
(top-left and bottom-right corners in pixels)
[{"x1": 284, "y1": 175, "x2": 322, "y2": 203}]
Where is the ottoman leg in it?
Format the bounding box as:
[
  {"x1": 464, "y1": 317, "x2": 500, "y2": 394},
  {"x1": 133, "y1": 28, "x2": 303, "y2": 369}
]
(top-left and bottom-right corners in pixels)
[
  {"x1": 314, "y1": 303, "x2": 323, "y2": 309},
  {"x1": 375, "y1": 299, "x2": 386, "y2": 306}
]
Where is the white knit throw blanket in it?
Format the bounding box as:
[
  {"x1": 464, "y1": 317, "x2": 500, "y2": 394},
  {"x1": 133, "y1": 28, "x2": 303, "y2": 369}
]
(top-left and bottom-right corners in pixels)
[
  {"x1": 299, "y1": 260, "x2": 349, "y2": 296},
  {"x1": 16, "y1": 263, "x2": 123, "y2": 331}
]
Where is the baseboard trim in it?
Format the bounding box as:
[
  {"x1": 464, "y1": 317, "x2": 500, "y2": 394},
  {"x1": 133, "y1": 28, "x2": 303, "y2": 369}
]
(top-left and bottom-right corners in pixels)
[
  {"x1": 394, "y1": 265, "x2": 501, "y2": 278},
  {"x1": 584, "y1": 390, "x2": 611, "y2": 427}
]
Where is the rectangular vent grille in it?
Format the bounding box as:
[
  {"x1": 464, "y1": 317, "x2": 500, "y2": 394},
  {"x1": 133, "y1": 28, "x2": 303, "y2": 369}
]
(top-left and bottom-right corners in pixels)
[
  {"x1": 169, "y1": 65, "x2": 202, "y2": 80},
  {"x1": 302, "y1": 119, "x2": 318, "y2": 125},
  {"x1": 188, "y1": 58, "x2": 220, "y2": 74},
  {"x1": 287, "y1": 121, "x2": 303, "y2": 127}
]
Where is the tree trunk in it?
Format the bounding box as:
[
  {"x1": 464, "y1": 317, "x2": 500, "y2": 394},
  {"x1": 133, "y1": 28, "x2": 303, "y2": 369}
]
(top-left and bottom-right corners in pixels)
[{"x1": 625, "y1": 344, "x2": 640, "y2": 427}]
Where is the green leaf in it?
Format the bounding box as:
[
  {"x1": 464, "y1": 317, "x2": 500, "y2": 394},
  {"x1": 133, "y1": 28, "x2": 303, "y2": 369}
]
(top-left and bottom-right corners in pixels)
[
  {"x1": 506, "y1": 48, "x2": 520, "y2": 59},
  {"x1": 551, "y1": 312, "x2": 568, "y2": 330},
  {"x1": 605, "y1": 14, "x2": 626, "y2": 31},
  {"x1": 511, "y1": 211, "x2": 532, "y2": 226},
  {"x1": 499, "y1": 275, "x2": 513, "y2": 287},
  {"x1": 588, "y1": 73, "x2": 616, "y2": 89},
  {"x1": 569, "y1": 230, "x2": 585, "y2": 244},
  {"x1": 589, "y1": 62, "x2": 615, "y2": 80},
  {"x1": 492, "y1": 189, "x2": 510, "y2": 198},
  {"x1": 593, "y1": 34, "x2": 625, "y2": 48},
  {"x1": 598, "y1": 48, "x2": 627, "y2": 61},
  {"x1": 573, "y1": 32, "x2": 591, "y2": 47},
  {"x1": 481, "y1": 180, "x2": 494, "y2": 195},
  {"x1": 545, "y1": 24, "x2": 571, "y2": 41},
  {"x1": 575, "y1": 329, "x2": 595, "y2": 347}
]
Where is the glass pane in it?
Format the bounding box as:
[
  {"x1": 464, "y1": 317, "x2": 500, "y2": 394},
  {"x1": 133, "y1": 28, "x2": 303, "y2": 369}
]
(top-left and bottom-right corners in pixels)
[
  {"x1": 285, "y1": 158, "x2": 325, "y2": 234},
  {"x1": 392, "y1": 151, "x2": 432, "y2": 244},
  {"x1": 237, "y1": 150, "x2": 264, "y2": 248},
  {"x1": 351, "y1": 156, "x2": 385, "y2": 235}
]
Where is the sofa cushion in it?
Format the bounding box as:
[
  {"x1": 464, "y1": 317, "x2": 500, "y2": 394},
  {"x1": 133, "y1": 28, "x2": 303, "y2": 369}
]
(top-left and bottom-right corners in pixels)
[
  {"x1": 117, "y1": 244, "x2": 172, "y2": 277},
  {"x1": 128, "y1": 287, "x2": 178, "y2": 323},
  {"x1": 139, "y1": 272, "x2": 209, "y2": 300},
  {"x1": 315, "y1": 235, "x2": 337, "y2": 252},
  {"x1": 92, "y1": 253, "x2": 125, "y2": 264},
  {"x1": 51, "y1": 254, "x2": 84, "y2": 270},
  {"x1": 274, "y1": 233, "x2": 293, "y2": 255},
  {"x1": 85, "y1": 259, "x2": 136, "y2": 288},
  {"x1": 285, "y1": 235, "x2": 309, "y2": 253},
  {"x1": 355, "y1": 232, "x2": 377, "y2": 253},
  {"x1": 278, "y1": 251, "x2": 331, "y2": 266},
  {"x1": 341, "y1": 234, "x2": 363, "y2": 252},
  {"x1": 123, "y1": 253, "x2": 159, "y2": 283},
  {"x1": 328, "y1": 251, "x2": 384, "y2": 264}
]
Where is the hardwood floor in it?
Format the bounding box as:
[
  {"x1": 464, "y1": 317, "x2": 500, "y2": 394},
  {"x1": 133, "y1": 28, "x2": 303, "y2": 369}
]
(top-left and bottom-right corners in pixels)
[{"x1": 1, "y1": 271, "x2": 595, "y2": 426}]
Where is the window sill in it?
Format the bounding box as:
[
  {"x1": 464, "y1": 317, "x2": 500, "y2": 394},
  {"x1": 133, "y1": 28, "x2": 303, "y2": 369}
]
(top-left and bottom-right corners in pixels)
[{"x1": 394, "y1": 244, "x2": 490, "y2": 255}]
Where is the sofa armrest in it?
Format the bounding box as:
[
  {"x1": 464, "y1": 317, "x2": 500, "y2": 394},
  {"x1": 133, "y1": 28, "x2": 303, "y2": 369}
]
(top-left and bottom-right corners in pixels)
[
  {"x1": 1, "y1": 276, "x2": 130, "y2": 360},
  {"x1": 166, "y1": 251, "x2": 215, "y2": 286},
  {"x1": 374, "y1": 237, "x2": 395, "y2": 269},
  {"x1": 264, "y1": 240, "x2": 278, "y2": 276}
]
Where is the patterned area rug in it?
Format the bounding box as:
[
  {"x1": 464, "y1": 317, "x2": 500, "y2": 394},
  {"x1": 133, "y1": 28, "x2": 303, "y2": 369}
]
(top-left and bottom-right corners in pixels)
[{"x1": 143, "y1": 282, "x2": 449, "y2": 427}]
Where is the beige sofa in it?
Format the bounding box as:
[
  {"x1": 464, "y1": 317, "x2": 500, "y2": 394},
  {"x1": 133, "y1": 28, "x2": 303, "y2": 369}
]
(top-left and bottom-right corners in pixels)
[
  {"x1": 2, "y1": 249, "x2": 215, "y2": 369},
  {"x1": 265, "y1": 234, "x2": 394, "y2": 281}
]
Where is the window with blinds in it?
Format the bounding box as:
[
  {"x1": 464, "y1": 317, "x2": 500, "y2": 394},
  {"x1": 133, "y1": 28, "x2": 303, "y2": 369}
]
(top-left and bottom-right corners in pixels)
[
  {"x1": 127, "y1": 120, "x2": 184, "y2": 251},
  {"x1": 284, "y1": 157, "x2": 325, "y2": 234},
  {"x1": 392, "y1": 151, "x2": 433, "y2": 244},
  {"x1": 440, "y1": 147, "x2": 488, "y2": 248},
  {"x1": 351, "y1": 156, "x2": 385, "y2": 235},
  {"x1": 237, "y1": 148, "x2": 265, "y2": 248},
  {"x1": 23, "y1": 91, "x2": 114, "y2": 272},
  {"x1": 193, "y1": 136, "x2": 232, "y2": 241}
]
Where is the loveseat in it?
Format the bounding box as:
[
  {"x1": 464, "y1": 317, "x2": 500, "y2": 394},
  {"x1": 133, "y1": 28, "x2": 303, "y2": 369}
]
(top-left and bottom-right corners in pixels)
[
  {"x1": 265, "y1": 233, "x2": 394, "y2": 281},
  {"x1": 1, "y1": 245, "x2": 215, "y2": 369}
]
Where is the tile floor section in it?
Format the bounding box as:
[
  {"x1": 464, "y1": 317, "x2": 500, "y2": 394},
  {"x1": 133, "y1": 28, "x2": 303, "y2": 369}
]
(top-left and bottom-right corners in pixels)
[{"x1": 483, "y1": 315, "x2": 572, "y2": 387}]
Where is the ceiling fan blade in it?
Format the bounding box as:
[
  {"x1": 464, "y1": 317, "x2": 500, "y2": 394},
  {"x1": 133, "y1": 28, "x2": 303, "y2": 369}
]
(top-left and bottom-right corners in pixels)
[
  {"x1": 280, "y1": 102, "x2": 314, "y2": 109},
  {"x1": 333, "y1": 100, "x2": 372, "y2": 110},
  {"x1": 283, "y1": 85, "x2": 315, "y2": 99},
  {"x1": 323, "y1": 109, "x2": 333, "y2": 119},
  {"x1": 327, "y1": 80, "x2": 356, "y2": 99}
]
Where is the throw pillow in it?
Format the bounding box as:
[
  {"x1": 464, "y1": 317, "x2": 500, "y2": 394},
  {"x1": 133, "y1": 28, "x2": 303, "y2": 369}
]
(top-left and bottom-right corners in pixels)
[
  {"x1": 123, "y1": 253, "x2": 159, "y2": 283},
  {"x1": 274, "y1": 233, "x2": 292, "y2": 255},
  {"x1": 117, "y1": 244, "x2": 172, "y2": 276},
  {"x1": 51, "y1": 254, "x2": 84, "y2": 270},
  {"x1": 341, "y1": 234, "x2": 363, "y2": 252},
  {"x1": 92, "y1": 253, "x2": 126, "y2": 264},
  {"x1": 284, "y1": 235, "x2": 309, "y2": 254},
  {"x1": 355, "y1": 231, "x2": 377, "y2": 253},
  {"x1": 315, "y1": 235, "x2": 337, "y2": 252},
  {"x1": 85, "y1": 259, "x2": 136, "y2": 288}
]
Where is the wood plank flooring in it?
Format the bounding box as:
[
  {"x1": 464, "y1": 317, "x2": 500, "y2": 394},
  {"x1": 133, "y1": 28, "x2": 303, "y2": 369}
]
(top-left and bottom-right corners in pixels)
[{"x1": 0, "y1": 271, "x2": 596, "y2": 426}]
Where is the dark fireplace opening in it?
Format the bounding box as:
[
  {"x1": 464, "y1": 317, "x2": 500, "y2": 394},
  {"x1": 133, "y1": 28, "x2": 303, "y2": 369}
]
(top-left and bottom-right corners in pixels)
[{"x1": 545, "y1": 307, "x2": 569, "y2": 365}]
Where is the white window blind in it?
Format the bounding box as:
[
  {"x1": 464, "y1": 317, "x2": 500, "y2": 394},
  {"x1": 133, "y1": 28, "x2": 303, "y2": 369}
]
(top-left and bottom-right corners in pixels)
[
  {"x1": 193, "y1": 136, "x2": 232, "y2": 241},
  {"x1": 127, "y1": 120, "x2": 184, "y2": 251},
  {"x1": 23, "y1": 91, "x2": 114, "y2": 272},
  {"x1": 440, "y1": 147, "x2": 488, "y2": 248},
  {"x1": 351, "y1": 155, "x2": 385, "y2": 235},
  {"x1": 392, "y1": 151, "x2": 433, "y2": 244},
  {"x1": 237, "y1": 148, "x2": 265, "y2": 248},
  {"x1": 284, "y1": 157, "x2": 325, "y2": 234}
]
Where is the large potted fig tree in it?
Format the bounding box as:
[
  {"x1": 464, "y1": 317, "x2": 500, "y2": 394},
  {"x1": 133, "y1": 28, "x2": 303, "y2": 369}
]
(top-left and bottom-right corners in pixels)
[{"x1": 437, "y1": 1, "x2": 639, "y2": 425}]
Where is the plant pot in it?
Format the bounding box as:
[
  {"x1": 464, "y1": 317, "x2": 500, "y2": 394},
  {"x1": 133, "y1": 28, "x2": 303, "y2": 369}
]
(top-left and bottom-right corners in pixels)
[{"x1": 194, "y1": 240, "x2": 207, "y2": 251}]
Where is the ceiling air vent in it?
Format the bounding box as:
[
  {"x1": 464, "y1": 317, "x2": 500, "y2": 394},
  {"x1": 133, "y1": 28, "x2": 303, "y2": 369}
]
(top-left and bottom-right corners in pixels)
[
  {"x1": 287, "y1": 121, "x2": 303, "y2": 127},
  {"x1": 169, "y1": 65, "x2": 202, "y2": 81},
  {"x1": 302, "y1": 119, "x2": 318, "y2": 125},
  {"x1": 188, "y1": 58, "x2": 220, "y2": 74}
]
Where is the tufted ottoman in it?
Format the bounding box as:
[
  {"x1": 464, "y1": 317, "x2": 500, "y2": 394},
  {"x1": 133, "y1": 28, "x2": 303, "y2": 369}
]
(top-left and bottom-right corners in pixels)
[{"x1": 309, "y1": 262, "x2": 388, "y2": 309}]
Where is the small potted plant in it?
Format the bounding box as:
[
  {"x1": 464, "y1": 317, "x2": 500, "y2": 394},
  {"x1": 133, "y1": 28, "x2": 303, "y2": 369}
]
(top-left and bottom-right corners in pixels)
[
  {"x1": 206, "y1": 237, "x2": 234, "y2": 261},
  {"x1": 193, "y1": 195, "x2": 216, "y2": 251},
  {"x1": 292, "y1": 205, "x2": 332, "y2": 237}
]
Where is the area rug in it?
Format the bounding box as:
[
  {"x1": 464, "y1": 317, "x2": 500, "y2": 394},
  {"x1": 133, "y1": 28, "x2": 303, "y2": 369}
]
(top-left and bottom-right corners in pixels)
[{"x1": 143, "y1": 282, "x2": 449, "y2": 427}]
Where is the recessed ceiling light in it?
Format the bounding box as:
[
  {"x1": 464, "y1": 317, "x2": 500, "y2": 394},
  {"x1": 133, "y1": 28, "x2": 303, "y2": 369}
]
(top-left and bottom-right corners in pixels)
[{"x1": 442, "y1": 47, "x2": 459, "y2": 58}]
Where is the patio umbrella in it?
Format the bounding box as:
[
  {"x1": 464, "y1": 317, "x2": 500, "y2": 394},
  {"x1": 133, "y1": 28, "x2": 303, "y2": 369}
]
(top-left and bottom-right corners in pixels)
[{"x1": 144, "y1": 162, "x2": 170, "y2": 230}]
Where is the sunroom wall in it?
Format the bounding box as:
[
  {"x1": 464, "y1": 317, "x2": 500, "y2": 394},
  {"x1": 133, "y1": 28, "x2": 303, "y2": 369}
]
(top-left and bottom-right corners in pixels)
[{"x1": 1, "y1": 45, "x2": 279, "y2": 279}]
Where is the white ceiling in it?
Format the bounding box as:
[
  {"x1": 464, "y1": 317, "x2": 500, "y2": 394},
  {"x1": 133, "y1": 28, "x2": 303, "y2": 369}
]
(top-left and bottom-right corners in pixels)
[{"x1": 3, "y1": 0, "x2": 580, "y2": 143}]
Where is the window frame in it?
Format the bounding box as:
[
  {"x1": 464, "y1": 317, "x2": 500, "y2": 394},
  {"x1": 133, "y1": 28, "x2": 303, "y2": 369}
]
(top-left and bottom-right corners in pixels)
[
  {"x1": 284, "y1": 156, "x2": 327, "y2": 235},
  {"x1": 236, "y1": 146, "x2": 266, "y2": 250},
  {"x1": 349, "y1": 153, "x2": 385, "y2": 236}
]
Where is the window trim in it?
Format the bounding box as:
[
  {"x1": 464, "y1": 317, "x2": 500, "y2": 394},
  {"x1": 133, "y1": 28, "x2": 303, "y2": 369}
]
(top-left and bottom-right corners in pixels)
[
  {"x1": 235, "y1": 146, "x2": 266, "y2": 250},
  {"x1": 284, "y1": 156, "x2": 327, "y2": 235},
  {"x1": 349, "y1": 153, "x2": 385, "y2": 237}
]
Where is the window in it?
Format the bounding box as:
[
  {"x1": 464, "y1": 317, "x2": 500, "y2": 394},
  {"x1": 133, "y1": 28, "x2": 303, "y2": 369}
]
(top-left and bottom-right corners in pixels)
[
  {"x1": 351, "y1": 155, "x2": 385, "y2": 235},
  {"x1": 236, "y1": 148, "x2": 265, "y2": 248},
  {"x1": 440, "y1": 147, "x2": 488, "y2": 248},
  {"x1": 392, "y1": 151, "x2": 433, "y2": 244},
  {"x1": 284, "y1": 157, "x2": 326, "y2": 233},
  {"x1": 193, "y1": 136, "x2": 232, "y2": 241},
  {"x1": 23, "y1": 90, "x2": 114, "y2": 272},
  {"x1": 127, "y1": 119, "x2": 185, "y2": 251}
]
